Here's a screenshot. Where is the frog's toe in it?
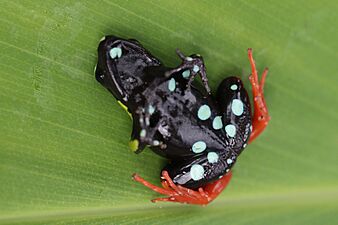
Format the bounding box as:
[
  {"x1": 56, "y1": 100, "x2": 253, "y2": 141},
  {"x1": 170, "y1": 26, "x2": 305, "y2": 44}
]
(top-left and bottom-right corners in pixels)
[
  {"x1": 247, "y1": 49, "x2": 270, "y2": 143},
  {"x1": 133, "y1": 171, "x2": 213, "y2": 205}
]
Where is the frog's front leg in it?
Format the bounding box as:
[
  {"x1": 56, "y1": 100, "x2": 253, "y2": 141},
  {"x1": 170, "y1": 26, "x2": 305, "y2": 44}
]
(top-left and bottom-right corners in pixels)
[
  {"x1": 133, "y1": 171, "x2": 232, "y2": 205},
  {"x1": 247, "y1": 48, "x2": 271, "y2": 143},
  {"x1": 130, "y1": 105, "x2": 165, "y2": 153},
  {"x1": 165, "y1": 49, "x2": 211, "y2": 94}
]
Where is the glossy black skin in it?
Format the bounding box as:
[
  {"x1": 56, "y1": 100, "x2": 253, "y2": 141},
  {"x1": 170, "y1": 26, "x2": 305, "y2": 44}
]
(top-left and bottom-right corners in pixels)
[{"x1": 95, "y1": 36, "x2": 252, "y2": 189}]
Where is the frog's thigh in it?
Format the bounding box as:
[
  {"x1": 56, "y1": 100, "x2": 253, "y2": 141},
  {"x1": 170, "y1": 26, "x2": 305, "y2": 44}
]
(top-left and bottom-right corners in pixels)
[
  {"x1": 162, "y1": 150, "x2": 236, "y2": 189},
  {"x1": 216, "y1": 76, "x2": 252, "y2": 150}
]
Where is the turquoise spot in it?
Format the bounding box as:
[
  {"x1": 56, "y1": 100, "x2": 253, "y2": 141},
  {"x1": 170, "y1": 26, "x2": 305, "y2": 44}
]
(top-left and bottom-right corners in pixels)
[
  {"x1": 182, "y1": 70, "x2": 190, "y2": 79},
  {"x1": 230, "y1": 84, "x2": 238, "y2": 90},
  {"x1": 190, "y1": 164, "x2": 204, "y2": 181},
  {"x1": 231, "y1": 99, "x2": 244, "y2": 116},
  {"x1": 224, "y1": 124, "x2": 236, "y2": 137},
  {"x1": 197, "y1": 105, "x2": 211, "y2": 120},
  {"x1": 207, "y1": 152, "x2": 219, "y2": 163},
  {"x1": 140, "y1": 129, "x2": 146, "y2": 138},
  {"x1": 225, "y1": 124, "x2": 236, "y2": 137},
  {"x1": 109, "y1": 47, "x2": 122, "y2": 59},
  {"x1": 212, "y1": 116, "x2": 223, "y2": 130},
  {"x1": 227, "y1": 158, "x2": 233, "y2": 164},
  {"x1": 193, "y1": 65, "x2": 200, "y2": 73},
  {"x1": 168, "y1": 78, "x2": 176, "y2": 92},
  {"x1": 148, "y1": 105, "x2": 155, "y2": 114},
  {"x1": 192, "y1": 141, "x2": 206, "y2": 153}
]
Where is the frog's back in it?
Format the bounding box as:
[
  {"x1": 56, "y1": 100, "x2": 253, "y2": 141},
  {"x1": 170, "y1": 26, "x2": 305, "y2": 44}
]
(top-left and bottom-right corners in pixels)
[
  {"x1": 140, "y1": 74, "x2": 252, "y2": 188},
  {"x1": 149, "y1": 72, "x2": 252, "y2": 161}
]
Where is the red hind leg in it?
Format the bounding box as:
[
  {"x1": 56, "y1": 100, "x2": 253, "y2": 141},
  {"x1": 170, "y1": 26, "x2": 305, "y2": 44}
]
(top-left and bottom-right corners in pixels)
[
  {"x1": 201, "y1": 172, "x2": 232, "y2": 202},
  {"x1": 133, "y1": 171, "x2": 232, "y2": 205},
  {"x1": 247, "y1": 49, "x2": 270, "y2": 143}
]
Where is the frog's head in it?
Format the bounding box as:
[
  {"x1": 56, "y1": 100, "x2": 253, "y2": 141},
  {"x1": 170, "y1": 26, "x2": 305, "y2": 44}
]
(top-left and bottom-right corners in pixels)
[
  {"x1": 95, "y1": 35, "x2": 162, "y2": 105},
  {"x1": 95, "y1": 36, "x2": 137, "y2": 104}
]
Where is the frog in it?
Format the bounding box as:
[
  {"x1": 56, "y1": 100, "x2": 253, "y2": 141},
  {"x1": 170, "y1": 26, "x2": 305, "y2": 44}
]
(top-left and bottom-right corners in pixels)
[{"x1": 95, "y1": 35, "x2": 270, "y2": 205}]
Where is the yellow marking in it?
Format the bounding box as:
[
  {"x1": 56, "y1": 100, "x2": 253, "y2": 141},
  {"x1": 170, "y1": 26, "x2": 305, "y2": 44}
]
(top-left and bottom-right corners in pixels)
[
  {"x1": 129, "y1": 139, "x2": 139, "y2": 152},
  {"x1": 117, "y1": 100, "x2": 132, "y2": 119}
]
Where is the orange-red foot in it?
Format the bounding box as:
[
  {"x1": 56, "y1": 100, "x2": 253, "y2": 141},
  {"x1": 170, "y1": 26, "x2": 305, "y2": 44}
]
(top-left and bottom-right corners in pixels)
[
  {"x1": 247, "y1": 48, "x2": 270, "y2": 143},
  {"x1": 133, "y1": 170, "x2": 232, "y2": 205}
]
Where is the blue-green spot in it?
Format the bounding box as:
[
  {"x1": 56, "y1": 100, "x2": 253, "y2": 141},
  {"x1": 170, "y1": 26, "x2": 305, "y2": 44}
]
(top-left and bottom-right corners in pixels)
[
  {"x1": 225, "y1": 124, "x2": 236, "y2": 137},
  {"x1": 197, "y1": 104, "x2": 211, "y2": 120},
  {"x1": 190, "y1": 164, "x2": 204, "y2": 181},
  {"x1": 212, "y1": 116, "x2": 223, "y2": 130},
  {"x1": 207, "y1": 152, "x2": 219, "y2": 163},
  {"x1": 182, "y1": 70, "x2": 190, "y2": 79},
  {"x1": 230, "y1": 84, "x2": 238, "y2": 90},
  {"x1": 227, "y1": 158, "x2": 233, "y2": 164},
  {"x1": 193, "y1": 65, "x2": 200, "y2": 73},
  {"x1": 140, "y1": 129, "x2": 146, "y2": 138},
  {"x1": 148, "y1": 105, "x2": 155, "y2": 114},
  {"x1": 231, "y1": 99, "x2": 244, "y2": 116},
  {"x1": 168, "y1": 78, "x2": 176, "y2": 92},
  {"x1": 192, "y1": 141, "x2": 206, "y2": 153},
  {"x1": 109, "y1": 47, "x2": 122, "y2": 59}
]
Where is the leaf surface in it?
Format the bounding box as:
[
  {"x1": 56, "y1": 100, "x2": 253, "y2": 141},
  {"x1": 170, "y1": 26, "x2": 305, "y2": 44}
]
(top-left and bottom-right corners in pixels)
[{"x1": 1, "y1": 1, "x2": 337, "y2": 224}]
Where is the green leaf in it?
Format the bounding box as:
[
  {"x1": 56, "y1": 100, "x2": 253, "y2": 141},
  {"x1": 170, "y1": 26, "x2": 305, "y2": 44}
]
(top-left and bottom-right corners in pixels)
[{"x1": 1, "y1": 0, "x2": 337, "y2": 224}]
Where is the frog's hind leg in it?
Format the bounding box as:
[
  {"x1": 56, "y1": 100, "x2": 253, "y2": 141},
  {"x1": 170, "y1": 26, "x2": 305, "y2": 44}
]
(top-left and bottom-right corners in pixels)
[
  {"x1": 133, "y1": 149, "x2": 235, "y2": 205},
  {"x1": 216, "y1": 76, "x2": 252, "y2": 152},
  {"x1": 247, "y1": 49, "x2": 270, "y2": 143},
  {"x1": 132, "y1": 171, "x2": 232, "y2": 205},
  {"x1": 95, "y1": 36, "x2": 161, "y2": 105}
]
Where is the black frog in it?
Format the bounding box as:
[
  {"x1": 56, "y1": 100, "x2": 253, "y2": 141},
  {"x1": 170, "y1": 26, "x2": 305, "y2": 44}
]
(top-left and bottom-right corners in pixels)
[{"x1": 95, "y1": 36, "x2": 270, "y2": 205}]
